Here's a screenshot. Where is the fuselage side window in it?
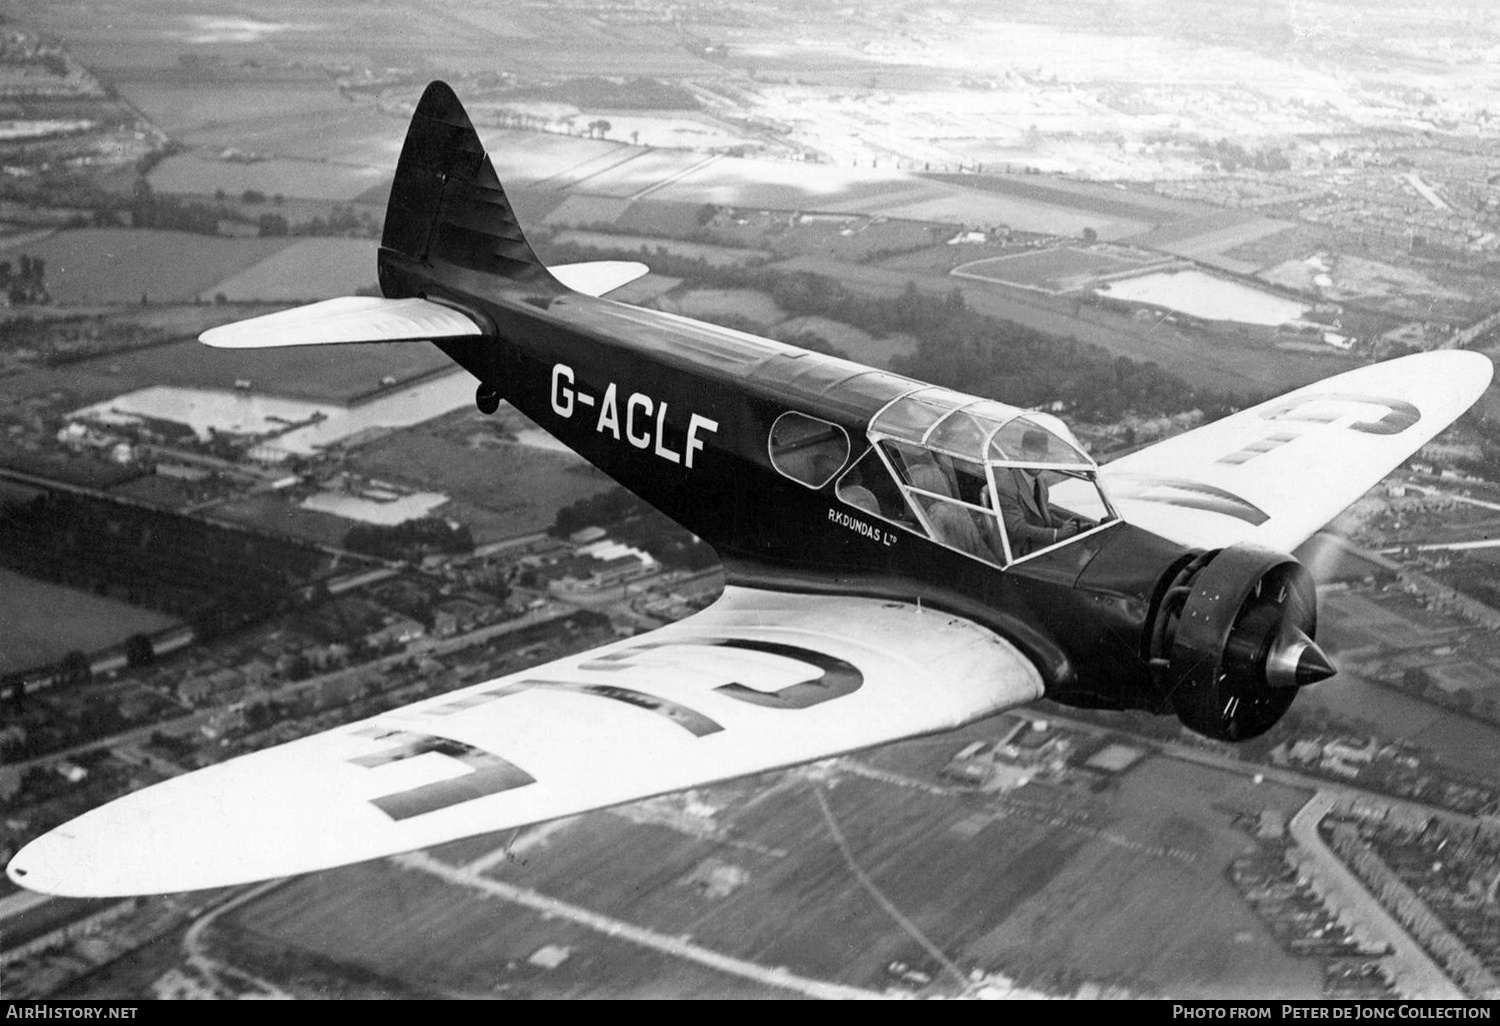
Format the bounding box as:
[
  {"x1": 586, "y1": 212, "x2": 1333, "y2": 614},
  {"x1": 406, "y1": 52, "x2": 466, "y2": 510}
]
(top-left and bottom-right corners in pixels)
[{"x1": 769, "y1": 411, "x2": 850, "y2": 489}]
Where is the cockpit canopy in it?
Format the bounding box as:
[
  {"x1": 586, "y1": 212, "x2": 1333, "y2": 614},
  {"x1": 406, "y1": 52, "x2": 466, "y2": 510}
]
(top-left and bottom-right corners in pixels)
[
  {"x1": 838, "y1": 387, "x2": 1116, "y2": 565},
  {"x1": 868, "y1": 388, "x2": 1092, "y2": 469}
]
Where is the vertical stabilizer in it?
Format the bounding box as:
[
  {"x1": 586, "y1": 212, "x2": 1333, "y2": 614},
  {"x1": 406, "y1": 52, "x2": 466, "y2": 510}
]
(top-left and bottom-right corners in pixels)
[{"x1": 378, "y1": 81, "x2": 556, "y2": 297}]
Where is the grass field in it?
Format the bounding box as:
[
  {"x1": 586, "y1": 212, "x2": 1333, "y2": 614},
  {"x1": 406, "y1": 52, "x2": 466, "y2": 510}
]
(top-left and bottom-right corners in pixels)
[
  {"x1": 770, "y1": 314, "x2": 917, "y2": 368},
  {"x1": 832, "y1": 186, "x2": 1148, "y2": 241},
  {"x1": 0, "y1": 567, "x2": 181, "y2": 674},
  {"x1": 552, "y1": 231, "x2": 770, "y2": 268},
  {"x1": 227, "y1": 856, "x2": 785, "y2": 998},
  {"x1": 210, "y1": 492, "x2": 353, "y2": 549},
  {"x1": 965, "y1": 755, "x2": 1320, "y2": 999},
  {"x1": 923, "y1": 172, "x2": 1193, "y2": 223},
  {"x1": 150, "y1": 154, "x2": 389, "y2": 203},
  {"x1": 347, "y1": 408, "x2": 615, "y2": 542},
  {"x1": 658, "y1": 288, "x2": 785, "y2": 326},
  {"x1": 171, "y1": 711, "x2": 1329, "y2": 999},
  {"x1": 955, "y1": 246, "x2": 1155, "y2": 293},
  {"x1": 1, "y1": 229, "x2": 296, "y2": 306},
  {"x1": 0, "y1": 334, "x2": 454, "y2": 407},
  {"x1": 770, "y1": 255, "x2": 1350, "y2": 398},
  {"x1": 203, "y1": 238, "x2": 379, "y2": 301},
  {"x1": 123, "y1": 81, "x2": 352, "y2": 137}
]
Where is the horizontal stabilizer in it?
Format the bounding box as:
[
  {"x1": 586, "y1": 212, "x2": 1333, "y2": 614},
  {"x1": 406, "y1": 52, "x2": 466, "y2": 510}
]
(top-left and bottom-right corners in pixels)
[
  {"x1": 548, "y1": 260, "x2": 649, "y2": 298},
  {"x1": 198, "y1": 296, "x2": 484, "y2": 349}
]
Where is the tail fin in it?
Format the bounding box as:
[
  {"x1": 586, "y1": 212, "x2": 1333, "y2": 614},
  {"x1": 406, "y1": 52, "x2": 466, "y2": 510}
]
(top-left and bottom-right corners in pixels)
[
  {"x1": 378, "y1": 80, "x2": 555, "y2": 297},
  {"x1": 200, "y1": 82, "x2": 650, "y2": 351}
]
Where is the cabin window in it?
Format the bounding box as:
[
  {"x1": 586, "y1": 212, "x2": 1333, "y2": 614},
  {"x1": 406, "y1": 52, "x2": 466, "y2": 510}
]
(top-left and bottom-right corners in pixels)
[
  {"x1": 835, "y1": 446, "x2": 920, "y2": 527},
  {"x1": 768, "y1": 412, "x2": 850, "y2": 489},
  {"x1": 884, "y1": 442, "x2": 1008, "y2": 566}
]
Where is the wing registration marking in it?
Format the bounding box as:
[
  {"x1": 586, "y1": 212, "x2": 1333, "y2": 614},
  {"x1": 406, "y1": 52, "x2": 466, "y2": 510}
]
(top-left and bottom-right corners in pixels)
[
  {"x1": 1261, "y1": 392, "x2": 1420, "y2": 436},
  {"x1": 580, "y1": 637, "x2": 865, "y2": 710},
  {"x1": 1106, "y1": 476, "x2": 1270, "y2": 526},
  {"x1": 345, "y1": 638, "x2": 867, "y2": 820},
  {"x1": 423, "y1": 680, "x2": 723, "y2": 736},
  {"x1": 348, "y1": 728, "x2": 535, "y2": 821}
]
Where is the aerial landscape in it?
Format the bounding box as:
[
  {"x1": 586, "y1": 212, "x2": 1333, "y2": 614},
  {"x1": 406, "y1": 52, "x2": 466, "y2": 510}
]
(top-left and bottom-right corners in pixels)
[{"x1": 6, "y1": 0, "x2": 1500, "y2": 1002}]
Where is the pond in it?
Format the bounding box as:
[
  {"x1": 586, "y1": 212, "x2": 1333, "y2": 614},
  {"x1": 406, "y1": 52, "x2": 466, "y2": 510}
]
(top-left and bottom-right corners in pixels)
[{"x1": 1096, "y1": 269, "x2": 1310, "y2": 326}]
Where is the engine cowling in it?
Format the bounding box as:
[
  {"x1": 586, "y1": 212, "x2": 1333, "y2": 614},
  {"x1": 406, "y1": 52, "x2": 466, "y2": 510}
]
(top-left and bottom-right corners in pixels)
[{"x1": 1148, "y1": 543, "x2": 1334, "y2": 742}]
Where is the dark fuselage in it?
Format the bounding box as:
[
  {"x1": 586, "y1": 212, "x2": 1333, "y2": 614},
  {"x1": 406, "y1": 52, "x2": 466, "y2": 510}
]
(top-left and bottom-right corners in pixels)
[{"x1": 382, "y1": 252, "x2": 1193, "y2": 716}]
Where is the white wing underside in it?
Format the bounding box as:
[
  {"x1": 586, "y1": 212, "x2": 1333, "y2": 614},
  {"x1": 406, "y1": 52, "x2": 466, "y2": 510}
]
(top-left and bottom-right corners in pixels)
[
  {"x1": 9, "y1": 588, "x2": 1041, "y2": 897},
  {"x1": 1088, "y1": 351, "x2": 1493, "y2": 552}
]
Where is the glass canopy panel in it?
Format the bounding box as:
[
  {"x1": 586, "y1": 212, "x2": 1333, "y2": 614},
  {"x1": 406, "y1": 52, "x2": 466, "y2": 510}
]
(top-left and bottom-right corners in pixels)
[
  {"x1": 869, "y1": 389, "x2": 955, "y2": 439},
  {"x1": 925, "y1": 410, "x2": 992, "y2": 456},
  {"x1": 988, "y1": 416, "x2": 1091, "y2": 466}
]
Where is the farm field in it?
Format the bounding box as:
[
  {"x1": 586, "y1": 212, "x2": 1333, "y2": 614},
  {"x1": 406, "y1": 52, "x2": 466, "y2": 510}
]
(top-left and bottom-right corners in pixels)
[
  {"x1": 203, "y1": 238, "x2": 380, "y2": 301},
  {"x1": 346, "y1": 407, "x2": 615, "y2": 542},
  {"x1": 484, "y1": 132, "x2": 625, "y2": 188},
  {"x1": 0, "y1": 333, "x2": 453, "y2": 407},
  {"x1": 771, "y1": 314, "x2": 916, "y2": 368},
  {"x1": 967, "y1": 755, "x2": 1320, "y2": 999},
  {"x1": 955, "y1": 246, "x2": 1165, "y2": 293},
  {"x1": 225, "y1": 854, "x2": 784, "y2": 999},
  {"x1": 1306, "y1": 586, "x2": 1500, "y2": 782},
  {"x1": 181, "y1": 105, "x2": 403, "y2": 168},
  {"x1": 2, "y1": 230, "x2": 295, "y2": 305},
  {"x1": 657, "y1": 288, "x2": 785, "y2": 326},
  {"x1": 123, "y1": 80, "x2": 351, "y2": 139},
  {"x1": 823, "y1": 184, "x2": 1150, "y2": 240},
  {"x1": 149, "y1": 154, "x2": 388, "y2": 203},
  {"x1": 551, "y1": 230, "x2": 769, "y2": 268},
  {"x1": 922, "y1": 172, "x2": 1195, "y2": 223},
  {"x1": 210, "y1": 493, "x2": 353, "y2": 549},
  {"x1": 769, "y1": 255, "x2": 1350, "y2": 398},
  {"x1": 215, "y1": 723, "x2": 1322, "y2": 998},
  {"x1": 0, "y1": 567, "x2": 181, "y2": 674},
  {"x1": 1133, "y1": 215, "x2": 1296, "y2": 257}
]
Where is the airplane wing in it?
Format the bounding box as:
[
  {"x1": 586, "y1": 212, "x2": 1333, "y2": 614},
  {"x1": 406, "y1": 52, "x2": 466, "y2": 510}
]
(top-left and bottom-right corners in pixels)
[
  {"x1": 8, "y1": 587, "x2": 1040, "y2": 897},
  {"x1": 1093, "y1": 350, "x2": 1493, "y2": 552}
]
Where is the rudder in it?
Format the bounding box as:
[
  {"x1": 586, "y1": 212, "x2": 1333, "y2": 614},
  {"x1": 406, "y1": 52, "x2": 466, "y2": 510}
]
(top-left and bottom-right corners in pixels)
[{"x1": 379, "y1": 81, "x2": 554, "y2": 297}]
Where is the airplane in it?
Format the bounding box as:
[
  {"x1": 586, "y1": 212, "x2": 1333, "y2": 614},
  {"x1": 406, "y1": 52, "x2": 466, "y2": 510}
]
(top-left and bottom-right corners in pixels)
[{"x1": 6, "y1": 81, "x2": 1492, "y2": 898}]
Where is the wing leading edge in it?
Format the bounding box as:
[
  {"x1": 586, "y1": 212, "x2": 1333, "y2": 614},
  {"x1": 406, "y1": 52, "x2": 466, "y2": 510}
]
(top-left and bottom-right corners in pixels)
[
  {"x1": 7, "y1": 588, "x2": 1041, "y2": 897},
  {"x1": 1098, "y1": 350, "x2": 1493, "y2": 552}
]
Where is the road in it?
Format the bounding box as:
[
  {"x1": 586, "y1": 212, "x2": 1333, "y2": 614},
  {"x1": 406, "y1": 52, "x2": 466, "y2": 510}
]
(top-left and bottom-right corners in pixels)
[
  {"x1": 1403, "y1": 483, "x2": 1500, "y2": 515},
  {"x1": 393, "y1": 850, "x2": 886, "y2": 1000},
  {"x1": 1015, "y1": 708, "x2": 1492, "y2": 999},
  {"x1": 175, "y1": 880, "x2": 294, "y2": 999},
  {"x1": 0, "y1": 604, "x2": 578, "y2": 787},
  {"x1": 1287, "y1": 792, "x2": 1465, "y2": 1000}
]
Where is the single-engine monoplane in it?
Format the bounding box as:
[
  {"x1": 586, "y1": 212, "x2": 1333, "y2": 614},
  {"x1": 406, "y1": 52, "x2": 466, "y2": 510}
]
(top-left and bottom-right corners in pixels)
[{"x1": 8, "y1": 82, "x2": 1492, "y2": 896}]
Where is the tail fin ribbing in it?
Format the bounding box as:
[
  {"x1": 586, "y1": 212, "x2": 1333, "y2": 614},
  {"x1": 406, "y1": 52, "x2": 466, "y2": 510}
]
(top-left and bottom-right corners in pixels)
[{"x1": 378, "y1": 81, "x2": 553, "y2": 296}]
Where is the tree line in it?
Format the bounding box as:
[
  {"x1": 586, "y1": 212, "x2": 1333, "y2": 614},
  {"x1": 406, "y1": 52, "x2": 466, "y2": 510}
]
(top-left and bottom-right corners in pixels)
[{"x1": 543, "y1": 239, "x2": 1247, "y2": 422}]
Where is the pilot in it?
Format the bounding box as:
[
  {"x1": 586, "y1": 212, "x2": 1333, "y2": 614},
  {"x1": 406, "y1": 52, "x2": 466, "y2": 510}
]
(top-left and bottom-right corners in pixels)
[{"x1": 991, "y1": 428, "x2": 1086, "y2": 556}]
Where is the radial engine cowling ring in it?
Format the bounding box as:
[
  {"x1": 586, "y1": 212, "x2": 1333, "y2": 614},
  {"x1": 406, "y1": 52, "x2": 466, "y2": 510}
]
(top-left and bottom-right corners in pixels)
[{"x1": 1155, "y1": 543, "x2": 1333, "y2": 742}]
